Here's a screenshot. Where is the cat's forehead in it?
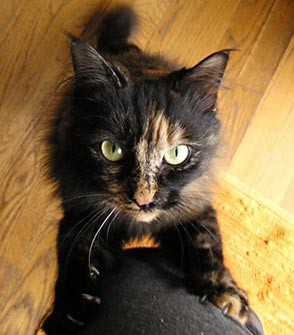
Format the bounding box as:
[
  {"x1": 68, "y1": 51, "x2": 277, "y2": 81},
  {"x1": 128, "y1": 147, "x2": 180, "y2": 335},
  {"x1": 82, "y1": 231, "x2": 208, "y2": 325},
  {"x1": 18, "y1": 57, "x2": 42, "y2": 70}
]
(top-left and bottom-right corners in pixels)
[
  {"x1": 131, "y1": 82, "x2": 188, "y2": 143},
  {"x1": 139, "y1": 106, "x2": 185, "y2": 150}
]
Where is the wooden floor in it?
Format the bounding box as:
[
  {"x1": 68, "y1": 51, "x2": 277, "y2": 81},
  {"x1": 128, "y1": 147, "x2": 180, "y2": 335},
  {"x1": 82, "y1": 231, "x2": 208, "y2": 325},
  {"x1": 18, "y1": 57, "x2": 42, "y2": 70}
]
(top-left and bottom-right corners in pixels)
[{"x1": 0, "y1": 0, "x2": 293, "y2": 334}]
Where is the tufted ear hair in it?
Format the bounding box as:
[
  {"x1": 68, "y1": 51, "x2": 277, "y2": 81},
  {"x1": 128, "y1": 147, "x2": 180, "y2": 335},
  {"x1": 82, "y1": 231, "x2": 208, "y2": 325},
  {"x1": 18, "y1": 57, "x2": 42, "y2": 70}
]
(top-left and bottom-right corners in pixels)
[
  {"x1": 170, "y1": 50, "x2": 231, "y2": 109},
  {"x1": 70, "y1": 36, "x2": 126, "y2": 88}
]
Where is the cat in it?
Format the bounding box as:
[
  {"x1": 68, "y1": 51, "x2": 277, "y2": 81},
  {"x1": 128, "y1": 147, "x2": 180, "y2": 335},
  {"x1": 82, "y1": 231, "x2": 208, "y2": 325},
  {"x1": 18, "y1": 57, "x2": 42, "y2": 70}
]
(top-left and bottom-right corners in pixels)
[{"x1": 43, "y1": 6, "x2": 249, "y2": 333}]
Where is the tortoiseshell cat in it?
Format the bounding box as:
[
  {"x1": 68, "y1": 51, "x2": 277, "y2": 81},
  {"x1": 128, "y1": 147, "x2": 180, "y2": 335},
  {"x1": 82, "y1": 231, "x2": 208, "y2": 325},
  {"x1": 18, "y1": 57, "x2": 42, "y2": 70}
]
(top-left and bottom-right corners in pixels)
[{"x1": 44, "y1": 6, "x2": 249, "y2": 334}]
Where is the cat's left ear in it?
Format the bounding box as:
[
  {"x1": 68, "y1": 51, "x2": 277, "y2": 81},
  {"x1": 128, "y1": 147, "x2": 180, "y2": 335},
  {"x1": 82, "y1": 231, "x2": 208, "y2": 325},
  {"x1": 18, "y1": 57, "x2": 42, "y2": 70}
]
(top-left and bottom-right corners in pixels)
[
  {"x1": 70, "y1": 36, "x2": 126, "y2": 88},
  {"x1": 170, "y1": 50, "x2": 231, "y2": 107}
]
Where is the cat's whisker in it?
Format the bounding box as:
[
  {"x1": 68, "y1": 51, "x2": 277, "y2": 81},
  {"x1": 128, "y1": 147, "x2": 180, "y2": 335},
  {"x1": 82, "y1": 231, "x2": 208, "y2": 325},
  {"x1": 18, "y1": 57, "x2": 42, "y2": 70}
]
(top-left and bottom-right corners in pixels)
[
  {"x1": 170, "y1": 204, "x2": 214, "y2": 269},
  {"x1": 176, "y1": 201, "x2": 218, "y2": 243},
  {"x1": 179, "y1": 222, "x2": 202, "y2": 268},
  {"x1": 164, "y1": 205, "x2": 200, "y2": 268},
  {"x1": 173, "y1": 221, "x2": 185, "y2": 270},
  {"x1": 189, "y1": 218, "x2": 218, "y2": 243},
  {"x1": 62, "y1": 192, "x2": 106, "y2": 204},
  {"x1": 63, "y1": 207, "x2": 108, "y2": 277},
  {"x1": 87, "y1": 208, "x2": 116, "y2": 273},
  {"x1": 106, "y1": 210, "x2": 120, "y2": 243},
  {"x1": 60, "y1": 207, "x2": 101, "y2": 247},
  {"x1": 187, "y1": 219, "x2": 217, "y2": 269}
]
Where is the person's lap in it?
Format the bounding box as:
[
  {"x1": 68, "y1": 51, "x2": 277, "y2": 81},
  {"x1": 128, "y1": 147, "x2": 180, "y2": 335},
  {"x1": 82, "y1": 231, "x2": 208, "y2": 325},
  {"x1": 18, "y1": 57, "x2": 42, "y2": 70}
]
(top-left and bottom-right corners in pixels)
[{"x1": 77, "y1": 249, "x2": 265, "y2": 335}]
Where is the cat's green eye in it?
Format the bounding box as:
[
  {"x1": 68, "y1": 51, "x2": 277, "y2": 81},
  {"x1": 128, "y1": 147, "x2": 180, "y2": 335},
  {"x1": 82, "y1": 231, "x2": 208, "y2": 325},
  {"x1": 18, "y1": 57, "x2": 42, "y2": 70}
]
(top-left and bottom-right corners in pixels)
[
  {"x1": 101, "y1": 140, "x2": 125, "y2": 162},
  {"x1": 164, "y1": 145, "x2": 189, "y2": 165}
]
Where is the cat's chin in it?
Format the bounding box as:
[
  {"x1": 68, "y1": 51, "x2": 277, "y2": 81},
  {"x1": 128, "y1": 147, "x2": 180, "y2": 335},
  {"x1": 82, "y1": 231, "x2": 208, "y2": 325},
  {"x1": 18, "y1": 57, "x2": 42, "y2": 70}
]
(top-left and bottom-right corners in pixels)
[{"x1": 133, "y1": 210, "x2": 159, "y2": 223}]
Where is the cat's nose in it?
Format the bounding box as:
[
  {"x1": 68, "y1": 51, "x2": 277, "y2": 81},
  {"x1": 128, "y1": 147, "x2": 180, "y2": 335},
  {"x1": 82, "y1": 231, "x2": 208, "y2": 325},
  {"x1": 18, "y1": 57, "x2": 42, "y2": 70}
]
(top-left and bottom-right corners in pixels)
[{"x1": 134, "y1": 189, "x2": 156, "y2": 208}]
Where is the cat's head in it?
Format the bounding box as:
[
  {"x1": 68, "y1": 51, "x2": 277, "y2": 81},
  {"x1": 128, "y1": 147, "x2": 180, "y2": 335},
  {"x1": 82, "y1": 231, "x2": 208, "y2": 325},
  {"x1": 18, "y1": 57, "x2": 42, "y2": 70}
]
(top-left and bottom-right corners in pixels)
[{"x1": 50, "y1": 38, "x2": 229, "y2": 225}]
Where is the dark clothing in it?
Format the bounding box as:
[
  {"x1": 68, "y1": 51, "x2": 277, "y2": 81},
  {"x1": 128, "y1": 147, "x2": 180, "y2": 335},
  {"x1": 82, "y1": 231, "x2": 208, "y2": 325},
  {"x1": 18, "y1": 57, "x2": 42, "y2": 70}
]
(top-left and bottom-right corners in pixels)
[{"x1": 78, "y1": 249, "x2": 265, "y2": 335}]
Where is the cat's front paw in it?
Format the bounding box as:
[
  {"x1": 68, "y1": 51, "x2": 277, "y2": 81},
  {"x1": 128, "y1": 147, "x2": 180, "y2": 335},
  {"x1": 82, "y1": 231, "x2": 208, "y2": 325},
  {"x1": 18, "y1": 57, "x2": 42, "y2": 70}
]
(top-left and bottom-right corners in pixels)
[
  {"x1": 200, "y1": 284, "x2": 249, "y2": 324},
  {"x1": 191, "y1": 272, "x2": 249, "y2": 324},
  {"x1": 211, "y1": 288, "x2": 249, "y2": 324}
]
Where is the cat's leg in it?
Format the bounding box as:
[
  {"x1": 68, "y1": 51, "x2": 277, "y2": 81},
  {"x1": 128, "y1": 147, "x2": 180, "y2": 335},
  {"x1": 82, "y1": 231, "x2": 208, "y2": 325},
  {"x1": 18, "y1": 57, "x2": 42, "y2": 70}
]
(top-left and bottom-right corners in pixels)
[
  {"x1": 159, "y1": 206, "x2": 249, "y2": 324},
  {"x1": 44, "y1": 232, "x2": 116, "y2": 334},
  {"x1": 43, "y1": 250, "x2": 101, "y2": 334}
]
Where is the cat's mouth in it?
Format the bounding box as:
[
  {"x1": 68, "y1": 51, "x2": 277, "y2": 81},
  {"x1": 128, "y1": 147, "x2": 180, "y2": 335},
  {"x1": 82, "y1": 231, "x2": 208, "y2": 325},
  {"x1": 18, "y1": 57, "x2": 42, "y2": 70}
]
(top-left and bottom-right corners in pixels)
[
  {"x1": 116, "y1": 203, "x2": 161, "y2": 223},
  {"x1": 110, "y1": 197, "x2": 162, "y2": 223},
  {"x1": 127, "y1": 199, "x2": 163, "y2": 223}
]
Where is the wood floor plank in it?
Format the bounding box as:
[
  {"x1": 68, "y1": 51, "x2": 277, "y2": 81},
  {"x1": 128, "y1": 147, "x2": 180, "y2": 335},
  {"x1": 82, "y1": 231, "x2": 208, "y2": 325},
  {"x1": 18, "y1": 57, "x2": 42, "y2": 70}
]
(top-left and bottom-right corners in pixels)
[
  {"x1": 219, "y1": 0, "x2": 294, "y2": 162},
  {"x1": 145, "y1": 0, "x2": 241, "y2": 65},
  {"x1": 0, "y1": 1, "x2": 100, "y2": 333},
  {"x1": 229, "y1": 36, "x2": 294, "y2": 213},
  {"x1": 281, "y1": 177, "x2": 294, "y2": 213},
  {"x1": 216, "y1": 0, "x2": 276, "y2": 149},
  {"x1": 131, "y1": 0, "x2": 172, "y2": 49}
]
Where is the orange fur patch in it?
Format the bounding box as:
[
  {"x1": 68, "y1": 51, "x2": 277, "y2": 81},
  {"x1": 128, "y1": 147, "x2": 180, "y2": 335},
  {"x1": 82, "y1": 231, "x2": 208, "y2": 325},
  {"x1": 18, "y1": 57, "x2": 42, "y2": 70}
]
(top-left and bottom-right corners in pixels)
[{"x1": 122, "y1": 234, "x2": 160, "y2": 249}]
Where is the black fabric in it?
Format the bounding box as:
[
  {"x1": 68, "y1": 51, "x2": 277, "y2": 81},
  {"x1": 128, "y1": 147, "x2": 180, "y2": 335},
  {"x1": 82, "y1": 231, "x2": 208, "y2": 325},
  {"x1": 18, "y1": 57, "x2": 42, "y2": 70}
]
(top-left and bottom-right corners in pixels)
[{"x1": 76, "y1": 249, "x2": 265, "y2": 335}]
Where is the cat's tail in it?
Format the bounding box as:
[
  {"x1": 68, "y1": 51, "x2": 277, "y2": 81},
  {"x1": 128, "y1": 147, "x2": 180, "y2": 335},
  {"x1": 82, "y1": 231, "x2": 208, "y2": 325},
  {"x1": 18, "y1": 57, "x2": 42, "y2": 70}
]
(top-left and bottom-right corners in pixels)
[{"x1": 97, "y1": 6, "x2": 137, "y2": 53}]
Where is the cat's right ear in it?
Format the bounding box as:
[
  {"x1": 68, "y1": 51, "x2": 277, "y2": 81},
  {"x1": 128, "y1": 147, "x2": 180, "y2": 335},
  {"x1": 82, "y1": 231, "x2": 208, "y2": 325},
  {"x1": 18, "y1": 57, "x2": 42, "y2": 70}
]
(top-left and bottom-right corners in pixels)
[{"x1": 70, "y1": 36, "x2": 126, "y2": 88}]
